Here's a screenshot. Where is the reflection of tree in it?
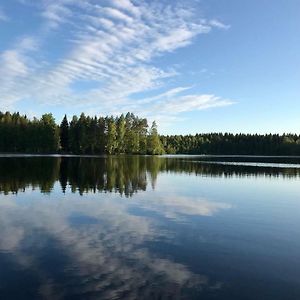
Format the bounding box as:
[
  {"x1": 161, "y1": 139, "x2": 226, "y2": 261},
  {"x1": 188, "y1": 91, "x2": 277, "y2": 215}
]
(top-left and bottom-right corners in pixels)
[
  {"x1": 0, "y1": 156, "x2": 299, "y2": 194},
  {"x1": 146, "y1": 156, "x2": 161, "y2": 189},
  {"x1": 63, "y1": 156, "x2": 149, "y2": 197},
  {"x1": 161, "y1": 158, "x2": 300, "y2": 178},
  {"x1": 59, "y1": 157, "x2": 68, "y2": 193},
  {"x1": 0, "y1": 157, "x2": 60, "y2": 194}
]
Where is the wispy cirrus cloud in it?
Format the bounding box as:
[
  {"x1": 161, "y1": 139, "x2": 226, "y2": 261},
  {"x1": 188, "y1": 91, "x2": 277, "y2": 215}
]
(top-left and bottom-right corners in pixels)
[
  {"x1": 158, "y1": 94, "x2": 234, "y2": 114},
  {"x1": 0, "y1": 7, "x2": 9, "y2": 21},
  {"x1": 0, "y1": 0, "x2": 233, "y2": 126},
  {"x1": 0, "y1": 35, "x2": 40, "y2": 108},
  {"x1": 134, "y1": 87, "x2": 234, "y2": 114},
  {"x1": 209, "y1": 19, "x2": 231, "y2": 30}
]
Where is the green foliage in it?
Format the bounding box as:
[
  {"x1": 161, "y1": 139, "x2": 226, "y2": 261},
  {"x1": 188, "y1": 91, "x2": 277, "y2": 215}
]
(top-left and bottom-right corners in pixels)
[
  {"x1": 161, "y1": 133, "x2": 300, "y2": 155},
  {"x1": 0, "y1": 111, "x2": 163, "y2": 155},
  {"x1": 116, "y1": 114, "x2": 126, "y2": 153},
  {"x1": 106, "y1": 116, "x2": 117, "y2": 154},
  {"x1": 0, "y1": 111, "x2": 59, "y2": 153},
  {"x1": 1, "y1": 110, "x2": 299, "y2": 155},
  {"x1": 147, "y1": 121, "x2": 165, "y2": 155}
]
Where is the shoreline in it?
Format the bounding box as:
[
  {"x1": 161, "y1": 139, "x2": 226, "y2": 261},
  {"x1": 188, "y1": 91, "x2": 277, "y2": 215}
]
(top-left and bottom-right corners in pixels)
[{"x1": 1, "y1": 153, "x2": 300, "y2": 158}]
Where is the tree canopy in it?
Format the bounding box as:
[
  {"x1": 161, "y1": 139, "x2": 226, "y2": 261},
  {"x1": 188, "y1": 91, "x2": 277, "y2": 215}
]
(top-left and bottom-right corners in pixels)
[
  {"x1": 1, "y1": 111, "x2": 300, "y2": 155},
  {"x1": 161, "y1": 133, "x2": 300, "y2": 156},
  {"x1": 0, "y1": 111, "x2": 164, "y2": 155}
]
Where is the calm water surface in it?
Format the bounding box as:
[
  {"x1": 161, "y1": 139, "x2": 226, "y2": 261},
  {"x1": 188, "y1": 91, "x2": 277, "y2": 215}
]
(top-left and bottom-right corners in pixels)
[{"x1": 0, "y1": 155, "x2": 300, "y2": 299}]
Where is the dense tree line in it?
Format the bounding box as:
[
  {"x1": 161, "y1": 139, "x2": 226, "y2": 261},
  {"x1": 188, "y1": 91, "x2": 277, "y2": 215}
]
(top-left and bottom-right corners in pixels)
[
  {"x1": 64, "y1": 112, "x2": 164, "y2": 155},
  {"x1": 0, "y1": 112, "x2": 59, "y2": 153},
  {"x1": 0, "y1": 111, "x2": 164, "y2": 155},
  {"x1": 161, "y1": 133, "x2": 300, "y2": 155},
  {"x1": 1, "y1": 111, "x2": 300, "y2": 155}
]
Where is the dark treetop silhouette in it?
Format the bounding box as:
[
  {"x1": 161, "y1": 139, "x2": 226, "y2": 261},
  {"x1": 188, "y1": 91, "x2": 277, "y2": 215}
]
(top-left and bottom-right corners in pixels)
[{"x1": 1, "y1": 111, "x2": 300, "y2": 155}]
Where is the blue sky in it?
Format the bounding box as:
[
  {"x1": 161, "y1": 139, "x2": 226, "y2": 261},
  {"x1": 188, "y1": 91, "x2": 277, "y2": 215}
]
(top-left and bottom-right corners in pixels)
[{"x1": 0, "y1": 0, "x2": 299, "y2": 134}]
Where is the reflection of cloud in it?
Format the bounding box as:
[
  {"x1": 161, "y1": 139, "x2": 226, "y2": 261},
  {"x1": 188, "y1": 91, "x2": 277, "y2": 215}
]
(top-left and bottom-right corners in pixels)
[
  {"x1": 134, "y1": 194, "x2": 231, "y2": 220},
  {"x1": 0, "y1": 197, "x2": 26, "y2": 251},
  {"x1": 0, "y1": 190, "x2": 225, "y2": 298},
  {"x1": 0, "y1": 226, "x2": 25, "y2": 251},
  {"x1": 133, "y1": 248, "x2": 207, "y2": 285}
]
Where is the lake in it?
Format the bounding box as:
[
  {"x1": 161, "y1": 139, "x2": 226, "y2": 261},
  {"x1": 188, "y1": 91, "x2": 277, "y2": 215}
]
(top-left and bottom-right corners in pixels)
[{"x1": 0, "y1": 155, "x2": 300, "y2": 299}]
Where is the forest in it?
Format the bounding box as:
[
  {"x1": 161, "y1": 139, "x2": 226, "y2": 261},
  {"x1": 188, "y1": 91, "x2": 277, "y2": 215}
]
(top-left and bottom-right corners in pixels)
[
  {"x1": 0, "y1": 111, "x2": 164, "y2": 155},
  {"x1": 0, "y1": 111, "x2": 300, "y2": 155},
  {"x1": 161, "y1": 133, "x2": 300, "y2": 155}
]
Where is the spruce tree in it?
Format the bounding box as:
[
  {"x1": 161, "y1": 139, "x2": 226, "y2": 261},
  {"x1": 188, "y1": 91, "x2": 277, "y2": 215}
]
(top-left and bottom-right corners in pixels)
[{"x1": 60, "y1": 114, "x2": 69, "y2": 152}]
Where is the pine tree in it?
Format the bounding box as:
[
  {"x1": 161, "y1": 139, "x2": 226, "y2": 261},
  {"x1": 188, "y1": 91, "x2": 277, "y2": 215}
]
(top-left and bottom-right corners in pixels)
[
  {"x1": 116, "y1": 114, "x2": 126, "y2": 153},
  {"x1": 60, "y1": 114, "x2": 69, "y2": 152},
  {"x1": 69, "y1": 115, "x2": 79, "y2": 154},
  {"x1": 97, "y1": 117, "x2": 106, "y2": 153}
]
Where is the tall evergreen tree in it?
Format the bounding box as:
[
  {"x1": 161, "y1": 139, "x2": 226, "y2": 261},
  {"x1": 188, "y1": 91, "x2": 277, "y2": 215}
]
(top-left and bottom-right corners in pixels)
[
  {"x1": 69, "y1": 115, "x2": 80, "y2": 154},
  {"x1": 60, "y1": 115, "x2": 69, "y2": 152},
  {"x1": 116, "y1": 114, "x2": 126, "y2": 154},
  {"x1": 97, "y1": 117, "x2": 106, "y2": 153}
]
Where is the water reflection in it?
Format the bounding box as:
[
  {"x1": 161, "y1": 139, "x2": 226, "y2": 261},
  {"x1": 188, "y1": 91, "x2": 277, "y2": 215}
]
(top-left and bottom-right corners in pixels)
[
  {"x1": 1, "y1": 156, "x2": 300, "y2": 299},
  {"x1": 1, "y1": 156, "x2": 300, "y2": 195},
  {"x1": 0, "y1": 189, "x2": 220, "y2": 299}
]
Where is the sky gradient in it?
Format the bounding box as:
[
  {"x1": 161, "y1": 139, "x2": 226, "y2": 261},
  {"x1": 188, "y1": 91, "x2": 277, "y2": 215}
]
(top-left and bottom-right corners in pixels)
[{"x1": 0, "y1": 0, "x2": 299, "y2": 134}]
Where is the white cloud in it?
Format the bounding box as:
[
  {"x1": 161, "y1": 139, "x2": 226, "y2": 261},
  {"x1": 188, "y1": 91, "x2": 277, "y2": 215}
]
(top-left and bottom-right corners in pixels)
[
  {"x1": 41, "y1": 1, "x2": 73, "y2": 28},
  {"x1": 209, "y1": 19, "x2": 231, "y2": 30},
  {"x1": 101, "y1": 7, "x2": 134, "y2": 23},
  {"x1": 121, "y1": 87, "x2": 234, "y2": 128},
  {"x1": 158, "y1": 94, "x2": 234, "y2": 114},
  {"x1": 0, "y1": 0, "x2": 233, "y2": 127},
  {"x1": 138, "y1": 86, "x2": 194, "y2": 105},
  {"x1": 0, "y1": 36, "x2": 40, "y2": 108},
  {"x1": 1, "y1": 50, "x2": 28, "y2": 77},
  {"x1": 18, "y1": 36, "x2": 39, "y2": 51},
  {"x1": 0, "y1": 7, "x2": 9, "y2": 21},
  {"x1": 154, "y1": 25, "x2": 209, "y2": 52},
  {"x1": 111, "y1": 0, "x2": 141, "y2": 16}
]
